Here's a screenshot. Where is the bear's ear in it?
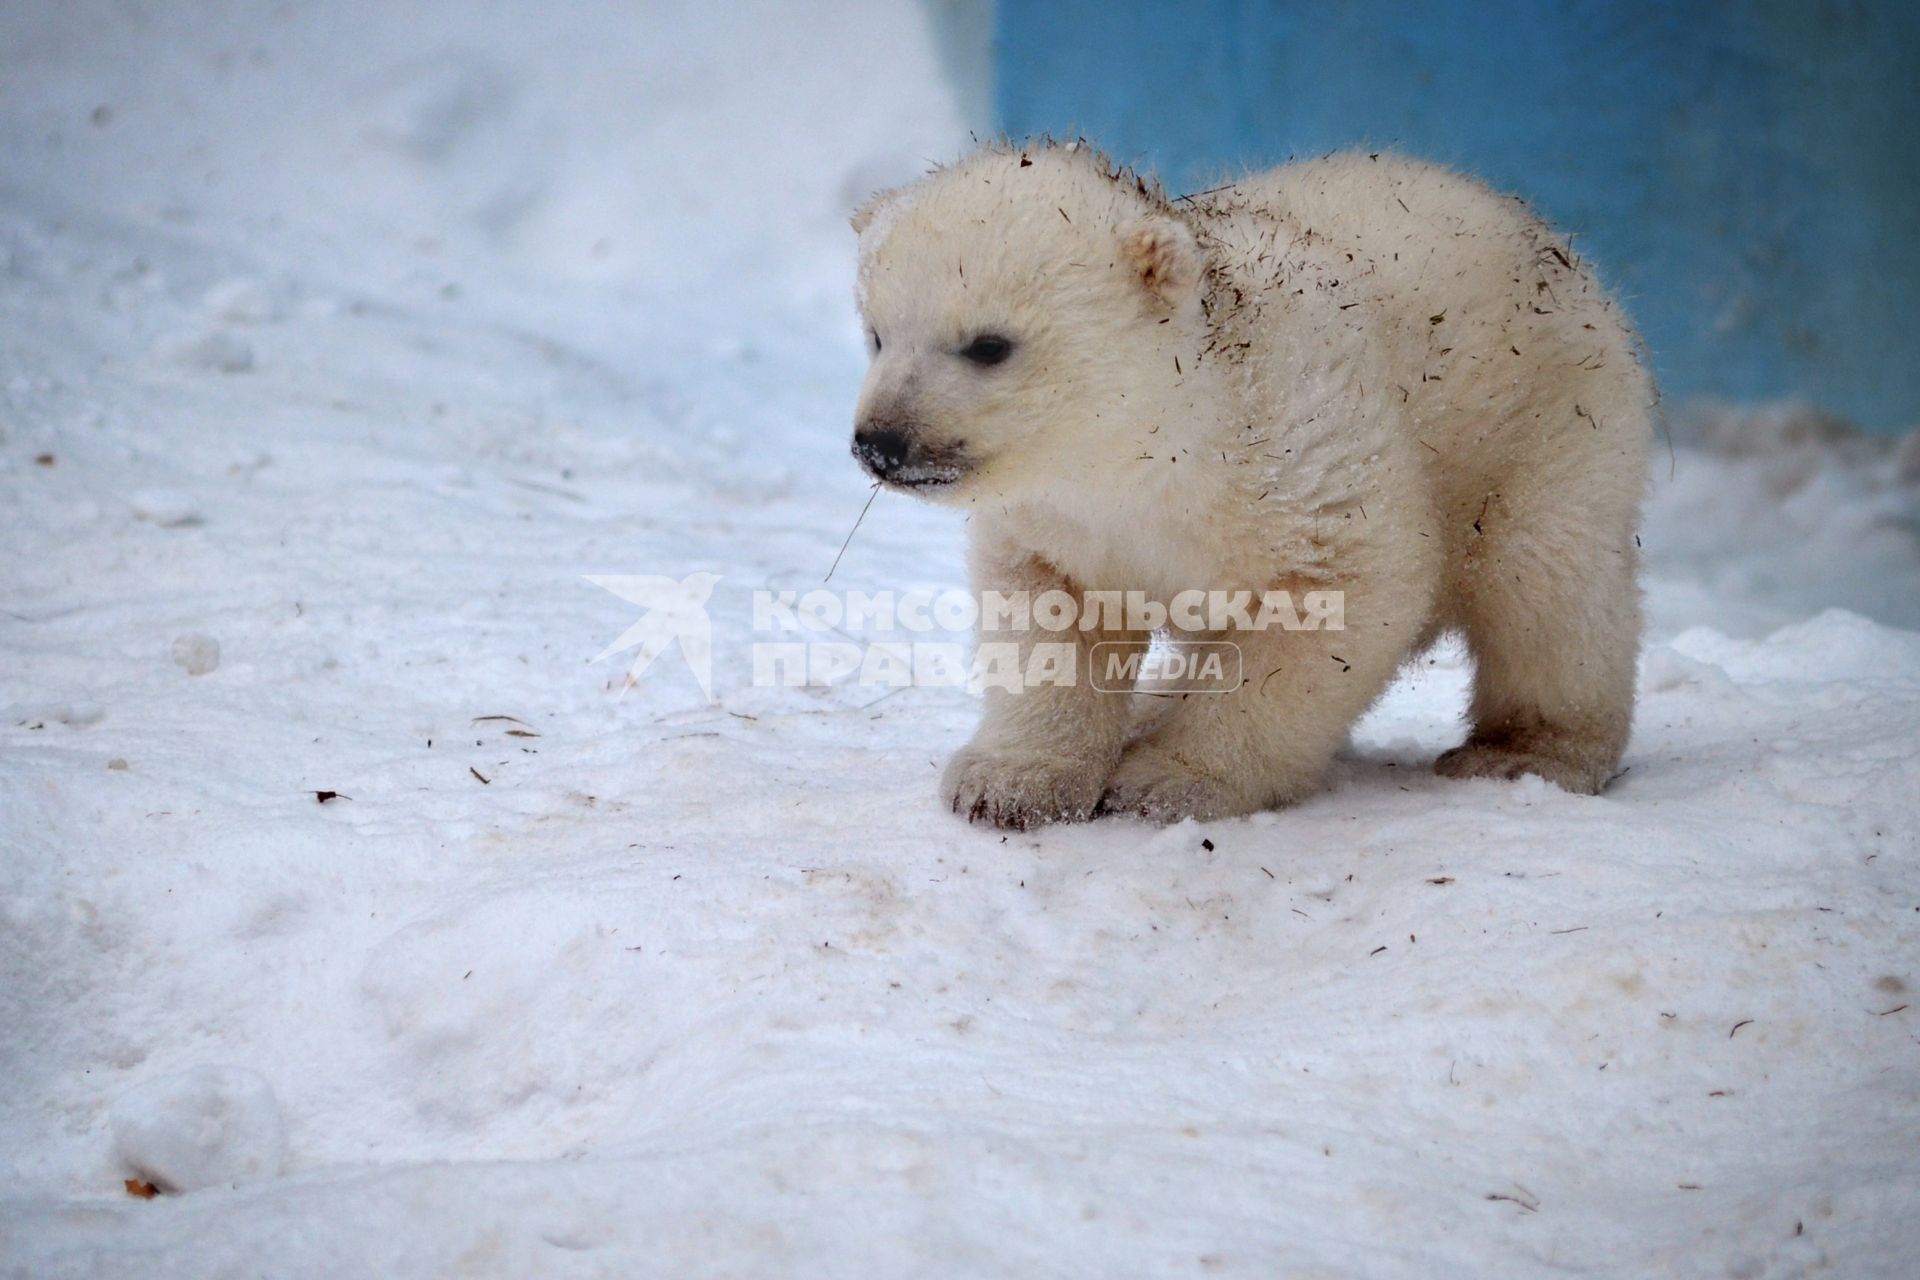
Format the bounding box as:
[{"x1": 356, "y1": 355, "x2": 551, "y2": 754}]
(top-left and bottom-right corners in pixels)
[
  {"x1": 1119, "y1": 216, "x2": 1203, "y2": 307},
  {"x1": 850, "y1": 185, "x2": 905, "y2": 237}
]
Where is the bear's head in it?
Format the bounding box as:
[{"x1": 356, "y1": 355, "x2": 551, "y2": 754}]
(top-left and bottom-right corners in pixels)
[{"x1": 849, "y1": 143, "x2": 1207, "y2": 505}]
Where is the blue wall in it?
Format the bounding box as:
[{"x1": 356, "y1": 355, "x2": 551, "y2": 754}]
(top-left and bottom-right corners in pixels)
[{"x1": 996, "y1": 0, "x2": 1920, "y2": 432}]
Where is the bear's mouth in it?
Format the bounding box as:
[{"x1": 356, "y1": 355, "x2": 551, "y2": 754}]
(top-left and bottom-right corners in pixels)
[
  {"x1": 851, "y1": 433, "x2": 974, "y2": 492},
  {"x1": 880, "y1": 462, "x2": 968, "y2": 491}
]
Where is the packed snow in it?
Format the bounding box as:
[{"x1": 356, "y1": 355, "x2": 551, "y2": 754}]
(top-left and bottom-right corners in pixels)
[{"x1": 2, "y1": 2, "x2": 1917, "y2": 1277}]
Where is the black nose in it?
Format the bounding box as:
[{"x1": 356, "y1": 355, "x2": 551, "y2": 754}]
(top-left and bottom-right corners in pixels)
[{"x1": 853, "y1": 424, "x2": 914, "y2": 477}]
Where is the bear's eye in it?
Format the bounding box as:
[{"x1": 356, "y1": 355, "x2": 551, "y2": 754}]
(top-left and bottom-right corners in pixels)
[
  {"x1": 959, "y1": 334, "x2": 1014, "y2": 366},
  {"x1": 869, "y1": 330, "x2": 882, "y2": 353}
]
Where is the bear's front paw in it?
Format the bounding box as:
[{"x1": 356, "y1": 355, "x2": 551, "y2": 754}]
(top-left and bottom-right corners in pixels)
[
  {"x1": 941, "y1": 746, "x2": 1111, "y2": 831},
  {"x1": 1096, "y1": 742, "x2": 1250, "y2": 824}
]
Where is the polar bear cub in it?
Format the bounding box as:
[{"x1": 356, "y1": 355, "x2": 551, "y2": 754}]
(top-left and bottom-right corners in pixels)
[{"x1": 850, "y1": 142, "x2": 1653, "y2": 828}]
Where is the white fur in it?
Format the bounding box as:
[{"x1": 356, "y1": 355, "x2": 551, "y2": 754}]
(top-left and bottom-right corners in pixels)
[{"x1": 853, "y1": 144, "x2": 1654, "y2": 827}]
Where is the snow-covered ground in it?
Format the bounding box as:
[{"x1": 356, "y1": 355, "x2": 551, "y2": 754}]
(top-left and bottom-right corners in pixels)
[{"x1": 3, "y1": 3, "x2": 1917, "y2": 1276}]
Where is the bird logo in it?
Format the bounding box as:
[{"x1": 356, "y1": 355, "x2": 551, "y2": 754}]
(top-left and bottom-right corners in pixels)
[{"x1": 586, "y1": 572, "x2": 721, "y2": 701}]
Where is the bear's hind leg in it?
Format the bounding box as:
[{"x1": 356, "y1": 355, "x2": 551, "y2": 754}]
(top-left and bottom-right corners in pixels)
[{"x1": 1437, "y1": 503, "x2": 1640, "y2": 795}]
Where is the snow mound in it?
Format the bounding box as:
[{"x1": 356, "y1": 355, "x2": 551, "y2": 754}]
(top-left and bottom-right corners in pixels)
[
  {"x1": 0, "y1": 0, "x2": 965, "y2": 304},
  {"x1": 1649, "y1": 401, "x2": 1920, "y2": 633},
  {"x1": 110, "y1": 1066, "x2": 287, "y2": 1193}
]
